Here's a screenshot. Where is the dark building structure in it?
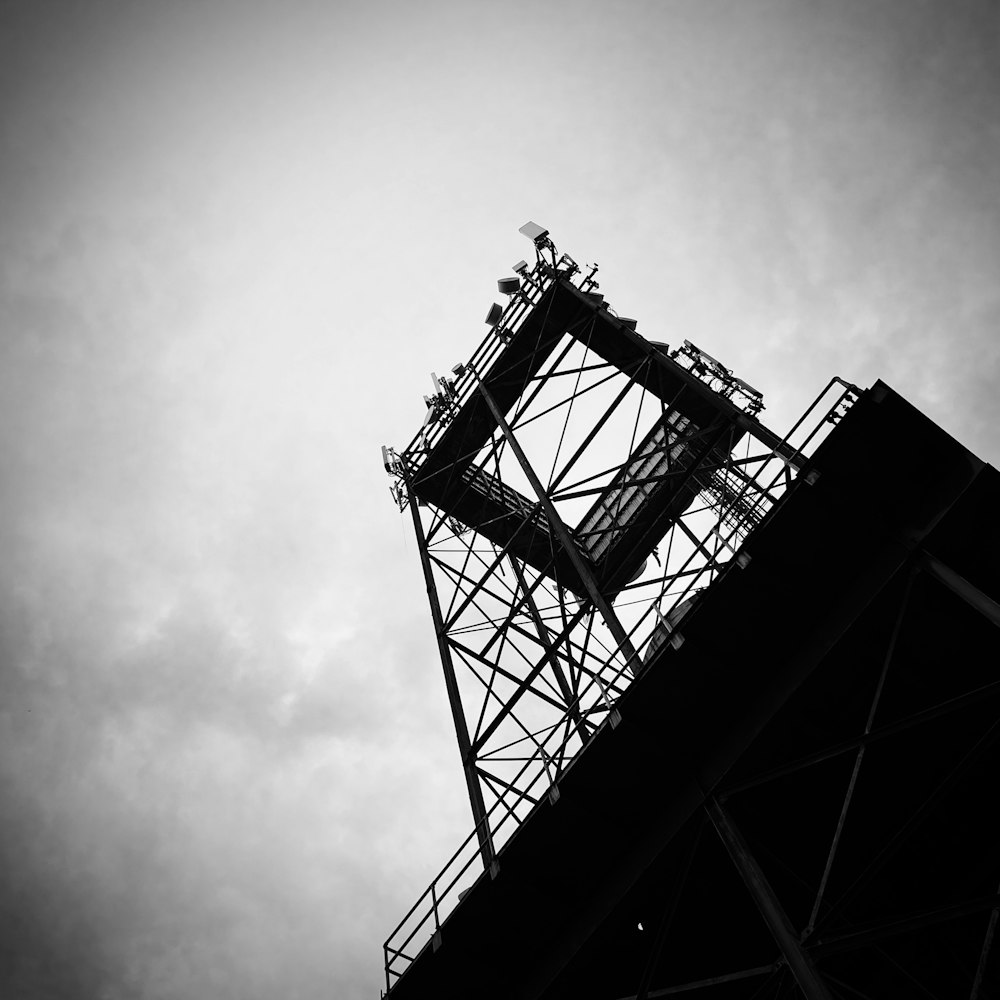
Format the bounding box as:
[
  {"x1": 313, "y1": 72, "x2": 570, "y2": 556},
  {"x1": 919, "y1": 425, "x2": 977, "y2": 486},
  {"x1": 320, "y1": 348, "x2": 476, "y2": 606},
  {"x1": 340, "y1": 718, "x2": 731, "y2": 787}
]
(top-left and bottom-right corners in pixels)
[{"x1": 380, "y1": 225, "x2": 1000, "y2": 999}]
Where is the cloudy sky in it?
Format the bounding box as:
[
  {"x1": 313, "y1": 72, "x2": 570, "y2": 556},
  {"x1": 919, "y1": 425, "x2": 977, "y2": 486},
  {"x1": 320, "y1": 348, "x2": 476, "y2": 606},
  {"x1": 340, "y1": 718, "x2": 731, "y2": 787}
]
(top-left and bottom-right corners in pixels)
[{"x1": 1, "y1": 1, "x2": 998, "y2": 997}]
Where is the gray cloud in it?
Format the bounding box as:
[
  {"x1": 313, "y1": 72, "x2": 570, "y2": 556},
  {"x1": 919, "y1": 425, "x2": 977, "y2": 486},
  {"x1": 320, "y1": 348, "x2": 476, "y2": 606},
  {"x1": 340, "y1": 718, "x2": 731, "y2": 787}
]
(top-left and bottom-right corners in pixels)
[{"x1": 2, "y1": 1, "x2": 999, "y2": 998}]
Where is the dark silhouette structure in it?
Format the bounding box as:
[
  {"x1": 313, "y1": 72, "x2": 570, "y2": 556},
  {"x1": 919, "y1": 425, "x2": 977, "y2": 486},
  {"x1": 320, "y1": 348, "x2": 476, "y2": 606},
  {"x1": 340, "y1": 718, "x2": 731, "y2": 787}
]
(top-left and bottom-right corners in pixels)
[{"x1": 380, "y1": 225, "x2": 1000, "y2": 999}]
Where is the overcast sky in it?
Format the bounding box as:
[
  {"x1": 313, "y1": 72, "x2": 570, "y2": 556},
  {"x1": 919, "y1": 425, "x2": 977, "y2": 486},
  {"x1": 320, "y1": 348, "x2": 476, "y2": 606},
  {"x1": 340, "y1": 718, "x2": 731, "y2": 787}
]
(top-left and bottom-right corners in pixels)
[{"x1": 1, "y1": 1, "x2": 998, "y2": 997}]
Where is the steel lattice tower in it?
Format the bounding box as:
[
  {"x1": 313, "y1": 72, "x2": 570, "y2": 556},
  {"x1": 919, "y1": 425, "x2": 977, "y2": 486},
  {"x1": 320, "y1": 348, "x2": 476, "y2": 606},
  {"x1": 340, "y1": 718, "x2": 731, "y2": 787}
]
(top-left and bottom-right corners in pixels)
[{"x1": 379, "y1": 224, "x2": 1000, "y2": 1000}]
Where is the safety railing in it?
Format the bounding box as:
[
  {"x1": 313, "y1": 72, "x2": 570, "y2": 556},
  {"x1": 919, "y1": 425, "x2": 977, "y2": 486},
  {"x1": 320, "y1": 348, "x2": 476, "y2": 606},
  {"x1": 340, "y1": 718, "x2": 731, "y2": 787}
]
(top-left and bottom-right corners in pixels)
[{"x1": 396, "y1": 250, "x2": 601, "y2": 478}]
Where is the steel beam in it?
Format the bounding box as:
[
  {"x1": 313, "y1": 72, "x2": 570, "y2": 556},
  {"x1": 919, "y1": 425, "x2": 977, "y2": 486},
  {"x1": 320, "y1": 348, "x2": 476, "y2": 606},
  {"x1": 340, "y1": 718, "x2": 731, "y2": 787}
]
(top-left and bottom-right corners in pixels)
[
  {"x1": 508, "y1": 556, "x2": 593, "y2": 746},
  {"x1": 470, "y1": 602, "x2": 592, "y2": 755},
  {"x1": 814, "y1": 714, "x2": 1000, "y2": 936},
  {"x1": 476, "y1": 375, "x2": 642, "y2": 675},
  {"x1": 706, "y1": 796, "x2": 834, "y2": 1000},
  {"x1": 970, "y1": 885, "x2": 1000, "y2": 1000},
  {"x1": 408, "y1": 492, "x2": 496, "y2": 871},
  {"x1": 810, "y1": 893, "x2": 1000, "y2": 958},
  {"x1": 616, "y1": 964, "x2": 778, "y2": 999},
  {"x1": 805, "y1": 567, "x2": 916, "y2": 936},
  {"x1": 919, "y1": 550, "x2": 1000, "y2": 630}
]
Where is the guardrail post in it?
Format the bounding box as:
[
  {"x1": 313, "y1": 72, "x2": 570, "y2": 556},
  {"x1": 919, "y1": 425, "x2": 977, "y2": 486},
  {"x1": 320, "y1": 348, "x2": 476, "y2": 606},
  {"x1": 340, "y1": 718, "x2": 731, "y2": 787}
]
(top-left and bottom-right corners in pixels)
[{"x1": 431, "y1": 881, "x2": 443, "y2": 951}]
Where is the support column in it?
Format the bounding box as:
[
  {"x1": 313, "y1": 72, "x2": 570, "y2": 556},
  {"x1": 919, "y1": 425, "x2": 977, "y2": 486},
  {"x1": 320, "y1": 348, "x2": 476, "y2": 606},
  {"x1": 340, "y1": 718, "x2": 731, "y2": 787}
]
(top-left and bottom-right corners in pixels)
[
  {"x1": 408, "y1": 493, "x2": 496, "y2": 872},
  {"x1": 706, "y1": 796, "x2": 834, "y2": 1000},
  {"x1": 918, "y1": 550, "x2": 1000, "y2": 629}
]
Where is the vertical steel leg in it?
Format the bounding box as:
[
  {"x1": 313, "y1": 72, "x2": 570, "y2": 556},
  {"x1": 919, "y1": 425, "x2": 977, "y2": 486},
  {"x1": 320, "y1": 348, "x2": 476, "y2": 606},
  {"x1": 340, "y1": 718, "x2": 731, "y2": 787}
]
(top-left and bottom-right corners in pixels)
[
  {"x1": 408, "y1": 493, "x2": 496, "y2": 871},
  {"x1": 707, "y1": 796, "x2": 834, "y2": 1000},
  {"x1": 970, "y1": 884, "x2": 1000, "y2": 999}
]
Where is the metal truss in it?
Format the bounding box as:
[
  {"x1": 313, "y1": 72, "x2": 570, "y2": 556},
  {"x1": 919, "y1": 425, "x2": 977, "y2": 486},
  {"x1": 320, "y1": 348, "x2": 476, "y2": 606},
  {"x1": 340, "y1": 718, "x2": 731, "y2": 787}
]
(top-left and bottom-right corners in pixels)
[
  {"x1": 381, "y1": 231, "x2": 859, "y2": 992},
  {"x1": 611, "y1": 551, "x2": 1000, "y2": 1000}
]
